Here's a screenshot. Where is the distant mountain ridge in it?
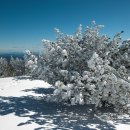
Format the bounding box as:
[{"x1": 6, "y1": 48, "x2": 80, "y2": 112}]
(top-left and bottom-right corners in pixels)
[
  {"x1": 0, "y1": 52, "x2": 24, "y2": 60},
  {"x1": 0, "y1": 51, "x2": 39, "y2": 60}
]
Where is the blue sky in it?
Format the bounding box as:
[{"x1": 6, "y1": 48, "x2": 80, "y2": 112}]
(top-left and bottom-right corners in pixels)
[{"x1": 0, "y1": 0, "x2": 130, "y2": 52}]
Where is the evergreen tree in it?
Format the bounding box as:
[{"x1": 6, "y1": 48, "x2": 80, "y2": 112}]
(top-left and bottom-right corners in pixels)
[
  {"x1": 10, "y1": 56, "x2": 25, "y2": 76},
  {"x1": 24, "y1": 50, "x2": 38, "y2": 77},
  {"x1": 27, "y1": 21, "x2": 130, "y2": 113},
  {"x1": 0, "y1": 57, "x2": 8, "y2": 77}
]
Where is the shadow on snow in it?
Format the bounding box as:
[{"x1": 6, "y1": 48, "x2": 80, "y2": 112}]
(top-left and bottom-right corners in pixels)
[{"x1": 0, "y1": 87, "x2": 130, "y2": 130}]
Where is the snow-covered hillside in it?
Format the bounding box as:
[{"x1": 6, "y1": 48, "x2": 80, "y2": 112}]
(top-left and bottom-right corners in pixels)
[{"x1": 0, "y1": 77, "x2": 130, "y2": 130}]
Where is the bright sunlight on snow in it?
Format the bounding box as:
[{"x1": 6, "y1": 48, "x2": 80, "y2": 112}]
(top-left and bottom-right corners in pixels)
[{"x1": 0, "y1": 77, "x2": 130, "y2": 130}]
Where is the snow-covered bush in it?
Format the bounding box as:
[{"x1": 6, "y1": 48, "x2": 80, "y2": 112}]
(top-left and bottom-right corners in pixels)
[
  {"x1": 111, "y1": 40, "x2": 130, "y2": 75},
  {"x1": 0, "y1": 57, "x2": 8, "y2": 77},
  {"x1": 24, "y1": 50, "x2": 38, "y2": 77},
  {"x1": 0, "y1": 56, "x2": 25, "y2": 77},
  {"x1": 10, "y1": 56, "x2": 25, "y2": 76},
  {"x1": 31, "y1": 21, "x2": 130, "y2": 113},
  {"x1": 53, "y1": 52, "x2": 130, "y2": 113}
]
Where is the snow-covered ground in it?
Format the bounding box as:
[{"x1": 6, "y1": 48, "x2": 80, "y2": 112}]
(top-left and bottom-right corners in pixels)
[{"x1": 0, "y1": 76, "x2": 130, "y2": 130}]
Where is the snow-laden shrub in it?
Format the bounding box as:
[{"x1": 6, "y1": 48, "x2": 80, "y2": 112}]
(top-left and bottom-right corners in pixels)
[
  {"x1": 10, "y1": 56, "x2": 25, "y2": 76},
  {"x1": 53, "y1": 52, "x2": 130, "y2": 113},
  {"x1": 0, "y1": 57, "x2": 8, "y2": 77},
  {"x1": 29, "y1": 21, "x2": 130, "y2": 113},
  {"x1": 24, "y1": 50, "x2": 38, "y2": 76},
  {"x1": 0, "y1": 56, "x2": 25, "y2": 77},
  {"x1": 111, "y1": 40, "x2": 130, "y2": 74}
]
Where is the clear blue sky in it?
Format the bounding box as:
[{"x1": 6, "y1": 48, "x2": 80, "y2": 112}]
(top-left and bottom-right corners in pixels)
[{"x1": 0, "y1": 0, "x2": 130, "y2": 52}]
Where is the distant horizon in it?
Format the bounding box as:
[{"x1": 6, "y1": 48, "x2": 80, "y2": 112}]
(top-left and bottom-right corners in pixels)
[
  {"x1": 0, "y1": 50, "x2": 41, "y2": 55},
  {"x1": 0, "y1": 49, "x2": 40, "y2": 54}
]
